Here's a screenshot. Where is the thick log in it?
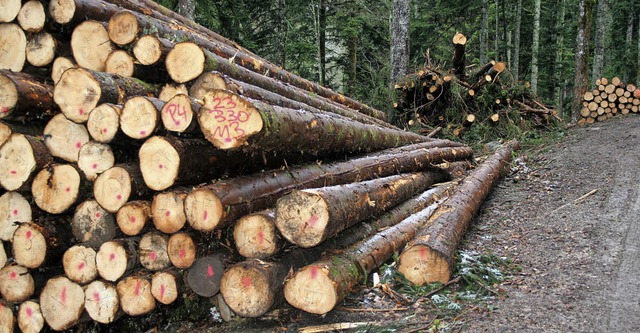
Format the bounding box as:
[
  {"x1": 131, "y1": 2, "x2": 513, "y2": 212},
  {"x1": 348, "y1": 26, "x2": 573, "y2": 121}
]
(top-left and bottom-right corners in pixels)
[
  {"x1": 86, "y1": 103, "x2": 122, "y2": 143},
  {"x1": 84, "y1": 280, "x2": 120, "y2": 324},
  {"x1": 0, "y1": 264, "x2": 34, "y2": 302},
  {"x1": 93, "y1": 164, "x2": 149, "y2": 213},
  {"x1": 198, "y1": 90, "x2": 422, "y2": 152},
  {"x1": 397, "y1": 141, "x2": 519, "y2": 284},
  {"x1": 32, "y1": 164, "x2": 83, "y2": 214},
  {"x1": 233, "y1": 209, "x2": 283, "y2": 259},
  {"x1": 221, "y1": 184, "x2": 452, "y2": 317},
  {"x1": 139, "y1": 231, "x2": 171, "y2": 271},
  {"x1": 17, "y1": 300, "x2": 44, "y2": 333},
  {"x1": 52, "y1": 57, "x2": 76, "y2": 84},
  {"x1": 275, "y1": 171, "x2": 449, "y2": 247},
  {"x1": 187, "y1": 254, "x2": 225, "y2": 297},
  {"x1": 0, "y1": 133, "x2": 53, "y2": 191},
  {"x1": 452, "y1": 33, "x2": 467, "y2": 78},
  {"x1": 0, "y1": 300, "x2": 14, "y2": 333},
  {"x1": 0, "y1": 24, "x2": 26, "y2": 72},
  {"x1": 0, "y1": 0, "x2": 21, "y2": 22},
  {"x1": 40, "y1": 276, "x2": 85, "y2": 330},
  {"x1": 12, "y1": 221, "x2": 70, "y2": 269},
  {"x1": 54, "y1": 67, "x2": 160, "y2": 123},
  {"x1": 62, "y1": 244, "x2": 98, "y2": 284},
  {"x1": 0, "y1": 191, "x2": 32, "y2": 241},
  {"x1": 151, "y1": 270, "x2": 182, "y2": 305},
  {"x1": 43, "y1": 114, "x2": 90, "y2": 162},
  {"x1": 26, "y1": 31, "x2": 57, "y2": 67},
  {"x1": 71, "y1": 199, "x2": 116, "y2": 248},
  {"x1": 116, "y1": 200, "x2": 151, "y2": 236},
  {"x1": 151, "y1": 191, "x2": 187, "y2": 234},
  {"x1": 96, "y1": 238, "x2": 138, "y2": 282},
  {"x1": 70, "y1": 20, "x2": 114, "y2": 72},
  {"x1": 119, "y1": 96, "x2": 164, "y2": 139},
  {"x1": 0, "y1": 70, "x2": 56, "y2": 122},
  {"x1": 77, "y1": 141, "x2": 115, "y2": 181},
  {"x1": 116, "y1": 274, "x2": 155, "y2": 316},
  {"x1": 184, "y1": 142, "x2": 471, "y2": 232},
  {"x1": 167, "y1": 232, "x2": 196, "y2": 269}
]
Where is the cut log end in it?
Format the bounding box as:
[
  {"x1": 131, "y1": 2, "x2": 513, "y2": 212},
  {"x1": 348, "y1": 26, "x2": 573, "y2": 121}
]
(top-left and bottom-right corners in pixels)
[
  {"x1": 139, "y1": 232, "x2": 170, "y2": 271},
  {"x1": 161, "y1": 94, "x2": 195, "y2": 132},
  {"x1": 18, "y1": 300, "x2": 44, "y2": 333},
  {"x1": 452, "y1": 32, "x2": 467, "y2": 45},
  {"x1": 0, "y1": 0, "x2": 21, "y2": 22},
  {"x1": 133, "y1": 35, "x2": 164, "y2": 65},
  {"x1": 117, "y1": 276, "x2": 156, "y2": 316},
  {"x1": 87, "y1": 103, "x2": 122, "y2": 143},
  {"x1": 32, "y1": 164, "x2": 81, "y2": 214},
  {"x1": 151, "y1": 271, "x2": 179, "y2": 305},
  {"x1": 199, "y1": 90, "x2": 264, "y2": 149},
  {"x1": 165, "y1": 42, "x2": 205, "y2": 83},
  {"x1": 0, "y1": 69, "x2": 19, "y2": 117},
  {"x1": 78, "y1": 141, "x2": 115, "y2": 181},
  {"x1": 0, "y1": 134, "x2": 41, "y2": 191},
  {"x1": 167, "y1": 232, "x2": 197, "y2": 269},
  {"x1": 0, "y1": 121, "x2": 11, "y2": 145},
  {"x1": 108, "y1": 11, "x2": 139, "y2": 46},
  {"x1": 120, "y1": 96, "x2": 161, "y2": 140},
  {"x1": 0, "y1": 264, "x2": 34, "y2": 302},
  {"x1": 40, "y1": 277, "x2": 85, "y2": 331},
  {"x1": 71, "y1": 20, "x2": 113, "y2": 72},
  {"x1": 187, "y1": 255, "x2": 225, "y2": 297},
  {"x1": 184, "y1": 188, "x2": 224, "y2": 232},
  {"x1": 0, "y1": 24, "x2": 26, "y2": 72},
  {"x1": 0, "y1": 192, "x2": 32, "y2": 241},
  {"x1": 284, "y1": 265, "x2": 337, "y2": 315},
  {"x1": 116, "y1": 200, "x2": 151, "y2": 236},
  {"x1": 12, "y1": 222, "x2": 47, "y2": 269},
  {"x1": 84, "y1": 280, "x2": 119, "y2": 324},
  {"x1": 54, "y1": 68, "x2": 103, "y2": 123},
  {"x1": 275, "y1": 190, "x2": 329, "y2": 248},
  {"x1": 220, "y1": 264, "x2": 274, "y2": 317},
  {"x1": 0, "y1": 300, "x2": 14, "y2": 333},
  {"x1": 26, "y1": 31, "x2": 56, "y2": 67},
  {"x1": 96, "y1": 240, "x2": 134, "y2": 282},
  {"x1": 71, "y1": 200, "x2": 116, "y2": 248},
  {"x1": 94, "y1": 166, "x2": 133, "y2": 213},
  {"x1": 0, "y1": 240, "x2": 6, "y2": 268},
  {"x1": 234, "y1": 211, "x2": 279, "y2": 259},
  {"x1": 105, "y1": 50, "x2": 135, "y2": 77},
  {"x1": 159, "y1": 83, "x2": 189, "y2": 102},
  {"x1": 48, "y1": 0, "x2": 75, "y2": 24},
  {"x1": 63, "y1": 245, "x2": 98, "y2": 284},
  {"x1": 151, "y1": 191, "x2": 187, "y2": 234},
  {"x1": 397, "y1": 244, "x2": 451, "y2": 285},
  {"x1": 52, "y1": 56, "x2": 76, "y2": 84},
  {"x1": 44, "y1": 114, "x2": 90, "y2": 161}
]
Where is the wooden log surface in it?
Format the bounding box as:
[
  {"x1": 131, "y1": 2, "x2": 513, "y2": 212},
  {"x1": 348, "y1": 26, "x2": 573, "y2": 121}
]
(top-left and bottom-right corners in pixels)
[
  {"x1": 0, "y1": 133, "x2": 53, "y2": 191},
  {"x1": 0, "y1": 24, "x2": 26, "y2": 72},
  {"x1": 32, "y1": 164, "x2": 83, "y2": 214},
  {"x1": 0, "y1": 70, "x2": 57, "y2": 122},
  {"x1": 40, "y1": 276, "x2": 85, "y2": 330},
  {"x1": 63, "y1": 244, "x2": 98, "y2": 284},
  {"x1": 0, "y1": 264, "x2": 35, "y2": 302},
  {"x1": 84, "y1": 279, "x2": 120, "y2": 324},
  {"x1": 70, "y1": 20, "x2": 114, "y2": 72},
  {"x1": 96, "y1": 238, "x2": 138, "y2": 282},
  {"x1": 17, "y1": 300, "x2": 45, "y2": 333},
  {"x1": 116, "y1": 200, "x2": 151, "y2": 236},
  {"x1": 0, "y1": 191, "x2": 32, "y2": 241},
  {"x1": 116, "y1": 274, "x2": 155, "y2": 316},
  {"x1": 43, "y1": 113, "x2": 90, "y2": 162},
  {"x1": 71, "y1": 199, "x2": 116, "y2": 248},
  {"x1": 233, "y1": 209, "x2": 283, "y2": 260}
]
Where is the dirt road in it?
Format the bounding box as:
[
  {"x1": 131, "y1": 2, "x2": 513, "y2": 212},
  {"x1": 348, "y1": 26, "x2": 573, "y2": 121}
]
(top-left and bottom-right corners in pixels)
[{"x1": 463, "y1": 115, "x2": 640, "y2": 332}]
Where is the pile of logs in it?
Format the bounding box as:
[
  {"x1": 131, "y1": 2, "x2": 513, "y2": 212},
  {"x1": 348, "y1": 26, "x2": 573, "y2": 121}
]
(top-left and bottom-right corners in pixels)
[
  {"x1": 393, "y1": 33, "x2": 559, "y2": 136},
  {"x1": 578, "y1": 76, "x2": 640, "y2": 125},
  {"x1": 0, "y1": 0, "x2": 518, "y2": 330}
]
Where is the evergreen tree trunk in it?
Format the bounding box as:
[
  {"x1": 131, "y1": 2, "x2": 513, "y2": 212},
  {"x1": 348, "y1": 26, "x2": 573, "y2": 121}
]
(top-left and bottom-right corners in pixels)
[
  {"x1": 513, "y1": 0, "x2": 522, "y2": 81},
  {"x1": 554, "y1": 0, "x2": 566, "y2": 114},
  {"x1": 637, "y1": 12, "x2": 640, "y2": 85},
  {"x1": 530, "y1": 0, "x2": 541, "y2": 95},
  {"x1": 591, "y1": 0, "x2": 608, "y2": 86},
  {"x1": 318, "y1": 0, "x2": 327, "y2": 86},
  {"x1": 176, "y1": 0, "x2": 195, "y2": 21},
  {"x1": 390, "y1": 0, "x2": 410, "y2": 85},
  {"x1": 624, "y1": 13, "x2": 634, "y2": 83},
  {"x1": 572, "y1": 0, "x2": 595, "y2": 122},
  {"x1": 277, "y1": 0, "x2": 287, "y2": 68},
  {"x1": 480, "y1": 0, "x2": 489, "y2": 64},
  {"x1": 347, "y1": 34, "x2": 357, "y2": 95},
  {"x1": 494, "y1": 0, "x2": 499, "y2": 59}
]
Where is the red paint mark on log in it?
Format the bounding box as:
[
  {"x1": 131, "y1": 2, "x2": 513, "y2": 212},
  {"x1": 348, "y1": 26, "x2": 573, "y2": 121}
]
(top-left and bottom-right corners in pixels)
[
  {"x1": 257, "y1": 230, "x2": 264, "y2": 245},
  {"x1": 79, "y1": 108, "x2": 84, "y2": 115},
  {"x1": 241, "y1": 276, "x2": 251, "y2": 288},
  {"x1": 78, "y1": 262, "x2": 85, "y2": 270},
  {"x1": 175, "y1": 120, "x2": 181, "y2": 126},
  {"x1": 224, "y1": 137, "x2": 232, "y2": 143},
  {"x1": 65, "y1": 187, "x2": 71, "y2": 192},
  {"x1": 158, "y1": 164, "x2": 164, "y2": 169},
  {"x1": 203, "y1": 210, "x2": 208, "y2": 220},
  {"x1": 1, "y1": 106, "x2": 8, "y2": 113},
  {"x1": 93, "y1": 292, "x2": 100, "y2": 302},
  {"x1": 134, "y1": 280, "x2": 141, "y2": 296},
  {"x1": 116, "y1": 194, "x2": 122, "y2": 200},
  {"x1": 310, "y1": 266, "x2": 319, "y2": 279},
  {"x1": 149, "y1": 251, "x2": 157, "y2": 261},
  {"x1": 308, "y1": 215, "x2": 319, "y2": 227},
  {"x1": 420, "y1": 247, "x2": 427, "y2": 258},
  {"x1": 129, "y1": 216, "x2": 136, "y2": 223},
  {"x1": 139, "y1": 130, "x2": 146, "y2": 136},
  {"x1": 165, "y1": 211, "x2": 171, "y2": 217},
  {"x1": 207, "y1": 265, "x2": 214, "y2": 277},
  {"x1": 60, "y1": 287, "x2": 67, "y2": 306},
  {"x1": 9, "y1": 271, "x2": 17, "y2": 279},
  {"x1": 102, "y1": 128, "x2": 108, "y2": 133},
  {"x1": 95, "y1": 212, "x2": 101, "y2": 218},
  {"x1": 12, "y1": 209, "x2": 18, "y2": 216},
  {"x1": 25, "y1": 230, "x2": 32, "y2": 239},
  {"x1": 92, "y1": 163, "x2": 98, "y2": 169},
  {"x1": 9, "y1": 170, "x2": 16, "y2": 174},
  {"x1": 75, "y1": 142, "x2": 82, "y2": 149},
  {"x1": 26, "y1": 307, "x2": 32, "y2": 317},
  {"x1": 159, "y1": 284, "x2": 166, "y2": 300},
  {"x1": 109, "y1": 253, "x2": 115, "y2": 261},
  {"x1": 178, "y1": 249, "x2": 186, "y2": 259}
]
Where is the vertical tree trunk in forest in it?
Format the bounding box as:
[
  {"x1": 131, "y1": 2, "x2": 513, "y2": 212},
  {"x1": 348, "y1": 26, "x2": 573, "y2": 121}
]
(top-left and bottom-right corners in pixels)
[
  {"x1": 513, "y1": 0, "x2": 522, "y2": 81},
  {"x1": 554, "y1": 0, "x2": 566, "y2": 114},
  {"x1": 494, "y1": 0, "x2": 499, "y2": 59},
  {"x1": 572, "y1": 0, "x2": 595, "y2": 121},
  {"x1": 624, "y1": 13, "x2": 634, "y2": 83},
  {"x1": 637, "y1": 12, "x2": 640, "y2": 85},
  {"x1": 390, "y1": 0, "x2": 410, "y2": 85},
  {"x1": 347, "y1": 34, "x2": 357, "y2": 95},
  {"x1": 592, "y1": 0, "x2": 608, "y2": 86},
  {"x1": 530, "y1": 0, "x2": 541, "y2": 95},
  {"x1": 318, "y1": 0, "x2": 327, "y2": 86},
  {"x1": 480, "y1": 0, "x2": 489, "y2": 64},
  {"x1": 176, "y1": 0, "x2": 195, "y2": 21},
  {"x1": 276, "y1": 0, "x2": 287, "y2": 68}
]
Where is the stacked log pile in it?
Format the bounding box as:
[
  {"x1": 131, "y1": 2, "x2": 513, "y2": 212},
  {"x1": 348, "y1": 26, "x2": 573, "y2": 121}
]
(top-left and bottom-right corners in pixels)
[
  {"x1": 578, "y1": 76, "x2": 640, "y2": 125},
  {"x1": 393, "y1": 33, "x2": 559, "y2": 137},
  {"x1": 0, "y1": 0, "x2": 517, "y2": 330}
]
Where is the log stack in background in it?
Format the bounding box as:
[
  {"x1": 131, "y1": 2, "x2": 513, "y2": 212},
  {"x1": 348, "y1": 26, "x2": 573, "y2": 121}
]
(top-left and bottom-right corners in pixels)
[
  {"x1": 578, "y1": 76, "x2": 640, "y2": 125},
  {"x1": 0, "y1": 0, "x2": 516, "y2": 329}
]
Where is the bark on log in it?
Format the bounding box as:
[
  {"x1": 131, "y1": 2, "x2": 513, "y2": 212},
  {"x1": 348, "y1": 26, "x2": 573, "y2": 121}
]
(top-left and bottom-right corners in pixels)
[
  {"x1": 43, "y1": 113, "x2": 90, "y2": 162},
  {"x1": 167, "y1": 232, "x2": 197, "y2": 269},
  {"x1": 32, "y1": 164, "x2": 83, "y2": 214},
  {"x1": 397, "y1": 140, "x2": 519, "y2": 284},
  {"x1": 77, "y1": 141, "x2": 115, "y2": 181},
  {"x1": 84, "y1": 280, "x2": 120, "y2": 324},
  {"x1": 0, "y1": 133, "x2": 53, "y2": 191},
  {"x1": 151, "y1": 191, "x2": 187, "y2": 234},
  {"x1": 71, "y1": 199, "x2": 116, "y2": 248},
  {"x1": 0, "y1": 24, "x2": 26, "y2": 72},
  {"x1": 452, "y1": 33, "x2": 467, "y2": 78},
  {"x1": 116, "y1": 200, "x2": 151, "y2": 236},
  {"x1": 26, "y1": 31, "x2": 57, "y2": 67},
  {"x1": 234, "y1": 209, "x2": 283, "y2": 260},
  {"x1": 221, "y1": 184, "x2": 452, "y2": 317},
  {"x1": 40, "y1": 276, "x2": 85, "y2": 330},
  {"x1": 70, "y1": 20, "x2": 114, "y2": 72},
  {"x1": 0, "y1": 191, "x2": 32, "y2": 241},
  {"x1": 0, "y1": 264, "x2": 34, "y2": 302},
  {"x1": 86, "y1": 103, "x2": 122, "y2": 143},
  {"x1": 96, "y1": 238, "x2": 138, "y2": 282},
  {"x1": 93, "y1": 164, "x2": 149, "y2": 213},
  {"x1": 151, "y1": 270, "x2": 181, "y2": 305},
  {"x1": 12, "y1": 221, "x2": 71, "y2": 269},
  {"x1": 116, "y1": 274, "x2": 155, "y2": 316},
  {"x1": 0, "y1": 70, "x2": 57, "y2": 122},
  {"x1": 197, "y1": 90, "x2": 422, "y2": 152},
  {"x1": 275, "y1": 171, "x2": 449, "y2": 248},
  {"x1": 54, "y1": 67, "x2": 160, "y2": 123},
  {"x1": 139, "y1": 231, "x2": 171, "y2": 271},
  {"x1": 17, "y1": 300, "x2": 44, "y2": 333},
  {"x1": 63, "y1": 244, "x2": 98, "y2": 284},
  {"x1": 187, "y1": 254, "x2": 225, "y2": 297},
  {"x1": 184, "y1": 143, "x2": 471, "y2": 232}
]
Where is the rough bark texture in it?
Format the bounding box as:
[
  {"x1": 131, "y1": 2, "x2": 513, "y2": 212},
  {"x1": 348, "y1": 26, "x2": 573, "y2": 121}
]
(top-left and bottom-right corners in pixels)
[
  {"x1": 554, "y1": 0, "x2": 566, "y2": 115},
  {"x1": 0, "y1": 70, "x2": 57, "y2": 122},
  {"x1": 480, "y1": 0, "x2": 488, "y2": 64},
  {"x1": 390, "y1": 0, "x2": 410, "y2": 85},
  {"x1": 572, "y1": 0, "x2": 595, "y2": 121},
  {"x1": 530, "y1": 0, "x2": 541, "y2": 95},
  {"x1": 513, "y1": 0, "x2": 522, "y2": 81},
  {"x1": 452, "y1": 33, "x2": 467, "y2": 78},
  {"x1": 176, "y1": 0, "x2": 195, "y2": 21},
  {"x1": 591, "y1": 0, "x2": 608, "y2": 87},
  {"x1": 397, "y1": 141, "x2": 520, "y2": 285},
  {"x1": 184, "y1": 142, "x2": 470, "y2": 232}
]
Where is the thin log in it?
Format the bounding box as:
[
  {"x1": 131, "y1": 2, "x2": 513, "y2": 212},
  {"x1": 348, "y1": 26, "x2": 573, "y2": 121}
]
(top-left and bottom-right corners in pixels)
[
  {"x1": 0, "y1": 0, "x2": 21, "y2": 22},
  {"x1": 234, "y1": 209, "x2": 283, "y2": 259},
  {"x1": 167, "y1": 232, "x2": 197, "y2": 269},
  {"x1": 71, "y1": 199, "x2": 116, "y2": 248},
  {"x1": 0, "y1": 264, "x2": 34, "y2": 302},
  {"x1": 151, "y1": 191, "x2": 187, "y2": 234},
  {"x1": 139, "y1": 231, "x2": 171, "y2": 271},
  {"x1": 116, "y1": 200, "x2": 151, "y2": 236},
  {"x1": 160, "y1": 93, "x2": 200, "y2": 133},
  {"x1": 86, "y1": 103, "x2": 123, "y2": 143},
  {"x1": 17, "y1": 300, "x2": 44, "y2": 333},
  {"x1": 0, "y1": 191, "x2": 32, "y2": 241},
  {"x1": 84, "y1": 280, "x2": 120, "y2": 324},
  {"x1": 119, "y1": 96, "x2": 164, "y2": 139},
  {"x1": 0, "y1": 70, "x2": 56, "y2": 122},
  {"x1": 0, "y1": 133, "x2": 53, "y2": 191},
  {"x1": 116, "y1": 274, "x2": 155, "y2": 316},
  {"x1": 12, "y1": 221, "x2": 71, "y2": 269},
  {"x1": 26, "y1": 31, "x2": 57, "y2": 67},
  {"x1": 62, "y1": 244, "x2": 98, "y2": 284},
  {"x1": 452, "y1": 33, "x2": 467, "y2": 78},
  {"x1": 187, "y1": 254, "x2": 225, "y2": 297},
  {"x1": 151, "y1": 270, "x2": 182, "y2": 305},
  {"x1": 93, "y1": 164, "x2": 149, "y2": 213},
  {"x1": 397, "y1": 141, "x2": 519, "y2": 284},
  {"x1": 18, "y1": 1, "x2": 46, "y2": 32},
  {"x1": 275, "y1": 171, "x2": 449, "y2": 248},
  {"x1": 0, "y1": 240, "x2": 6, "y2": 268},
  {"x1": 70, "y1": 20, "x2": 114, "y2": 72},
  {"x1": 77, "y1": 141, "x2": 115, "y2": 181},
  {"x1": 0, "y1": 23, "x2": 26, "y2": 72},
  {"x1": 32, "y1": 164, "x2": 83, "y2": 214},
  {"x1": 184, "y1": 142, "x2": 471, "y2": 232},
  {"x1": 0, "y1": 121, "x2": 11, "y2": 146},
  {"x1": 43, "y1": 113, "x2": 90, "y2": 162},
  {"x1": 133, "y1": 34, "x2": 172, "y2": 65},
  {"x1": 96, "y1": 238, "x2": 138, "y2": 282}
]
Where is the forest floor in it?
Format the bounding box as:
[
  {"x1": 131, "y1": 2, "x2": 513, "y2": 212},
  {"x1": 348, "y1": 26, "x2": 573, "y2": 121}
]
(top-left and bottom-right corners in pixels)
[{"x1": 159, "y1": 114, "x2": 640, "y2": 333}]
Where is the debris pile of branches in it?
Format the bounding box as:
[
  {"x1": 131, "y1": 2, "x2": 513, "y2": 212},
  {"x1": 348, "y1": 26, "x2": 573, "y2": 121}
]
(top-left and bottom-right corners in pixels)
[{"x1": 578, "y1": 76, "x2": 640, "y2": 125}]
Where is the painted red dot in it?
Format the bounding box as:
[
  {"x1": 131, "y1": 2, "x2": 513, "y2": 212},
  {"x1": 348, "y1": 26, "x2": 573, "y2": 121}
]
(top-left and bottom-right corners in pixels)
[
  {"x1": 12, "y1": 209, "x2": 17, "y2": 216},
  {"x1": 129, "y1": 216, "x2": 136, "y2": 223},
  {"x1": 92, "y1": 163, "x2": 98, "y2": 169},
  {"x1": 164, "y1": 211, "x2": 171, "y2": 217},
  {"x1": 310, "y1": 266, "x2": 319, "y2": 279},
  {"x1": 109, "y1": 253, "x2": 115, "y2": 261},
  {"x1": 139, "y1": 130, "x2": 146, "y2": 136},
  {"x1": 160, "y1": 284, "x2": 166, "y2": 300},
  {"x1": 116, "y1": 194, "x2": 122, "y2": 200},
  {"x1": 65, "y1": 187, "x2": 71, "y2": 192},
  {"x1": 26, "y1": 307, "x2": 33, "y2": 317},
  {"x1": 224, "y1": 137, "x2": 232, "y2": 143},
  {"x1": 158, "y1": 164, "x2": 164, "y2": 169},
  {"x1": 78, "y1": 262, "x2": 85, "y2": 270},
  {"x1": 95, "y1": 212, "x2": 101, "y2": 218},
  {"x1": 60, "y1": 287, "x2": 67, "y2": 305},
  {"x1": 9, "y1": 271, "x2": 17, "y2": 279},
  {"x1": 102, "y1": 128, "x2": 108, "y2": 133},
  {"x1": 134, "y1": 281, "x2": 141, "y2": 296},
  {"x1": 420, "y1": 247, "x2": 427, "y2": 258},
  {"x1": 241, "y1": 276, "x2": 252, "y2": 288},
  {"x1": 79, "y1": 108, "x2": 84, "y2": 115},
  {"x1": 9, "y1": 170, "x2": 16, "y2": 175},
  {"x1": 93, "y1": 292, "x2": 100, "y2": 302},
  {"x1": 207, "y1": 265, "x2": 214, "y2": 277},
  {"x1": 203, "y1": 211, "x2": 208, "y2": 220},
  {"x1": 308, "y1": 215, "x2": 319, "y2": 227},
  {"x1": 75, "y1": 142, "x2": 82, "y2": 149},
  {"x1": 1, "y1": 106, "x2": 8, "y2": 113},
  {"x1": 178, "y1": 249, "x2": 186, "y2": 259},
  {"x1": 175, "y1": 120, "x2": 181, "y2": 126},
  {"x1": 149, "y1": 252, "x2": 157, "y2": 261},
  {"x1": 25, "y1": 230, "x2": 32, "y2": 239},
  {"x1": 257, "y1": 230, "x2": 264, "y2": 245}
]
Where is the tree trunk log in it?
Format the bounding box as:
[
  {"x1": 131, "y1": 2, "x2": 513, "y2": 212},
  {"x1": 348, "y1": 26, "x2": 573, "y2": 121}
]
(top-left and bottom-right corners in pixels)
[
  {"x1": 151, "y1": 269, "x2": 182, "y2": 305},
  {"x1": 54, "y1": 67, "x2": 159, "y2": 124},
  {"x1": 233, "y1": 209, "x2": 283, "y2": 260},
  {"x1": 70, "y1": 20, "x2": 114, "y2": 72},
  {"x1": 197, "y1": 90, "x2": 422, "y2": 152},
  {"x1": 119, "y1": 96, "x2": 164, "y2": 140},
  {"x1": 397, "y1": 140, "x2": 519, "y2": 284},
  {"x1": 71, "y1": 199, "x2": 116, "y2": 248},
  {"x1": 62, "y1": 244, "x2": 98, "y2": 284},
  {"x1": 39, "y1": 276, "x2": 84, "y2": 330},
  {"x1": 139, "y1": 231, "x2": 171, "y2": 271},
  {"x1": 0, "y1": 70, "x2": 57, "y2": 122},
  {"x1": 17, "y1": 300, "x2": 45, "y2": 333},
  {"x1": 12, "y1": 221, "x2": 71, "y2": 269},
  {"x1": 86, "y1": 103, "x2": 123, "y2": 144},
  {"x1": 275, "y1": 171, "x2": 449, "y2": 248},
  {"x1": 32, "y1": 164, "x2": 84, "y2": 214},
  {"x1": 186, "y1": 254, "x2": 225, "y2": 297},
  {"x1": 43, "y1": 113, "x2": 90, "y2": 162},
  {"x1": 151, "y1": 191, "x2": 187, "y2": 234},
  {"x1": 84, "y1": 280, "x2": 120, "y2": 324},
  {"x1": 167, "y1": 232, "x2": 197, "y2": 269},
  {"x1": 184, "y1": 143, "x2": 470, "y2": 232},
  {"x1": 77, "y1": 141, "x2": 115, "y2": 181},
  {"x1": 93, "y1": 164, "x2": 149, "y2": 213},
  {"x1": 0, "y1": 264, "x2": 35, "y2": 302},
  {"x1": 96, "y1": 238, "x2": 138, "y2": 282},
  {"x1": 0, "y1": 192, "x2": 32, "y2": 241},
  {"x1": 0, "y1": 24, "x2": 26, "y2": 72},
  {"x1": 116, "y1": 200, "x2": 151, "y2": 236},
  {"x1": 133, "y1": 34, "x2": 172, "y2": 66},
  {"x1": 160, "y1": 93, "x2": 200, "y2": 134},
  {"x1": 52, "y1": 56, "x2": 76, "y2": 84},
  {"x1": 0, "y1": 121, "x2": 11, "y2": 146},
  {"x1": 26, "y1": 31, "x2": 57, "y2": 67},
  {"x1": 222, "y1": 184, "x2": 452, "y2": 317},
  {"x1": 0, "y1": 0, "x2": 21, "y2": 22},
  {"x1": 0, "y1": 300, "x2": 14, "y2": 333},
  {"x1": 116, "y1": 274, "x2": 155, "y2": 316},
  {"x1": 452, "y1": 33, "x2": 467, "y2": 78},
  {"x1": 0, "y1": 133, "x2": 53, "y2": 192}
]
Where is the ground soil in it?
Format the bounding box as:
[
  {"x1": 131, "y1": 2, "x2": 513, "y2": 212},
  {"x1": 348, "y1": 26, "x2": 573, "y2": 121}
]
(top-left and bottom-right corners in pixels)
[{"x1": 153, "y1": 115, "x2": 640, "y2": 333}]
